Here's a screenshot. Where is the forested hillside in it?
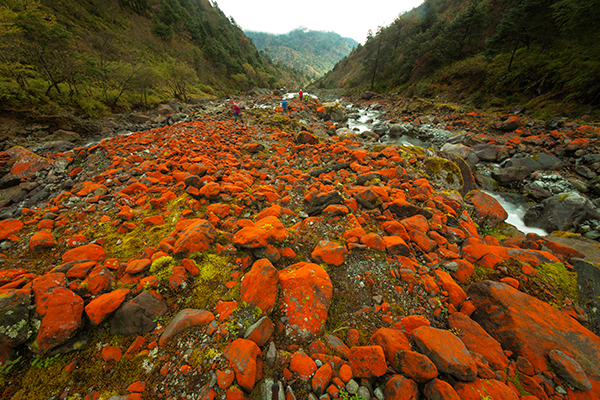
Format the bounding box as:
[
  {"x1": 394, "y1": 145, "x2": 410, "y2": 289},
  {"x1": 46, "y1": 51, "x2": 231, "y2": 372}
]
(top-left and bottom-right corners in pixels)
[
  {"x1": 245, "y1": 29, "x2": 358, "y2": 78},
  {"x1": 315, "y1": 0, "x2": 600, "y2": 118},
  {"x1": 0, "y1": 0, "x2": 309, "y2": 117}
]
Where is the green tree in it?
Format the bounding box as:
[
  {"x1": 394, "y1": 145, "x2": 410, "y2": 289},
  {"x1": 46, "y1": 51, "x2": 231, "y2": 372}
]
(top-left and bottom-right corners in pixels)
[
  {"x1": 486, "y1": 0, "x2": 557, "y2": 71},
  {"x1": 15, "y1": 7, "x2": 82, "y2": 96},
  {"x1": 0, "y1": 5, "x2": 30, "y2": 90},
  {"x1": 160, "y1": 60, "x2": 197, "y2": 101},
  {"x1": 552, "y1": 0, "x2": 600, "y2": 41}
]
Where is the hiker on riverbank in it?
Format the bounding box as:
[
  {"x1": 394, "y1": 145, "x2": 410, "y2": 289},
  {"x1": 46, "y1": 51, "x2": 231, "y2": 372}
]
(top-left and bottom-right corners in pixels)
[
  {"x1": 299, "y1": 89, "x2": 303, "y2": 100},
  {"x1": 282, "y1": 98, "x2": 287, "y2": 114},
  {"x1": 231, "y1": 101, "x2": 244, "y2": 123}
]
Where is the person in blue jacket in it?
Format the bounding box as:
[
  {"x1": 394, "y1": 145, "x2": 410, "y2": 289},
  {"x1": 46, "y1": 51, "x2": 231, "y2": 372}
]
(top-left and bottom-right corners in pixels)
[{"x1": 281, "y1": 98, "x2": 288, "y2": 114}]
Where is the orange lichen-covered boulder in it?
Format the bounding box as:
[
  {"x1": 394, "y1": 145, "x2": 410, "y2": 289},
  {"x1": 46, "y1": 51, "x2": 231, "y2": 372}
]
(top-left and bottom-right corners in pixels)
[
  {"x1": 0, "y1": 218, "x2": 23, "y2": 240},
  {"x1": 244, "y1": 317, "x2": 274, "y2": 347},
  {"x1": 395, "y1": 350, "x2": 438, "y2": 383},
  {"x1": 223, "y1": 338, "x2": 263, "y2": 392},
  {"x1": 383, "y1": 374, "x2": 419, "y2": 400},
  {"x1": 240, "y1": 258, "x2": 278, "y2": 315},
  {"x1": 32, "y1": 272, "x2": 67, "y2": 317},
  {"x1": 423, "y1": 378, "x2": 461, "y2": 400},
  {"x1": 369, "y1": 327, "x2": 411, "y2": 365},
  {"x1": 468, "y1": 280, "x2": 600, "y2": 385},
  {"x1": 233, "y1": 226, "x2": 270, "y2": 249},
  {"x1": 36, "y1": 287, "x2": 84, "y2": 353},
  {"x1": 290, "y1": 351, "x2": 317, "y2": 381},
  {"x1": 464, "y1": 190, "x2": 508, "y2": 228},
  {"x1": 448, "y1": 311, "x2": 508, "y2": 371},
  {"x1": 62, "y1": 244, "x2": 105, "y2": 263},
  {"x1": 433, "y1": 270, "x2": 467, "y2": 308},
  {"x1": 173, "y1": 219, "x2": 217, "y2": 255},
  {"x1": 311, "y1": 240, "x2": 348, "y2": 266},
  {"x1": 454, "y1": 378, "x2": 518, "y2": 400},
  {"x1": 348, "y1": 346, "x2": 387, "y2": 378},
  {"x1": 85, "y1": 288, "x2": 130, "y2": 326},
  {"x1": 462, "y1": 237, "x2": 559, "y2": 269},
  {"x1": 2, "y1": 146, "x2": 51, "y2": 186},
  {"x1": 278, "y1": 262, "x2": 333, "y2": 341},
  {"x1": 311, "y1": 363, "x2": 332, "y2": 395},
  {"x1": 29, "y1": 230, "x2": 57, "y2": 251},
  {"x1": 254, "y1": 216, "x2": 289, "y2": 242},
  {"x1": 412, "y1": 326, "x2": 477, "y2": 382}
]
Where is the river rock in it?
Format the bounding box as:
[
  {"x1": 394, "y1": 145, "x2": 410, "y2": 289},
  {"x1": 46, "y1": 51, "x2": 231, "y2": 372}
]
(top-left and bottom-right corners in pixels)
[
  {"x1": 491, "y1": 166, "x2": 531, "y2": 183},
  {"x1": 523, "y1": 192, "x2": 600, "y2": 232},
  {"x1": 322, "y1": 102, "x2": 347, "y2": 123},
  {"x1": 472, "y1": 144, "x2": 507, "y2": 162},
  {"x1": 110, "y1": 292, "x2": 167, "y2": 336},
  {"x1": 504, "y1": 153, "x2": 564, "y2": 171}
]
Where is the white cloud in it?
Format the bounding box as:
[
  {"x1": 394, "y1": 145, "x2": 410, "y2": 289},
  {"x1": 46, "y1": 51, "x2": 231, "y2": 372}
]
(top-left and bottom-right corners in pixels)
[{"x1": 215, "y1": 0, "x2": 424, "y2": 44}]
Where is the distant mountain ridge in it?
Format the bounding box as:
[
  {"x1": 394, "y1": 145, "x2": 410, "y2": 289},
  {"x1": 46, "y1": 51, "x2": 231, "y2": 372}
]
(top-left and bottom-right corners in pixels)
[{"x1": 245, "y1": 29, "x2": 358, "y2": 78}]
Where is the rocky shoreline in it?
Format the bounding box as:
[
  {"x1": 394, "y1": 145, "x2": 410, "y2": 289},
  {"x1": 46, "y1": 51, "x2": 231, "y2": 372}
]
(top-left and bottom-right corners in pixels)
[{"x1": 0, "y1": 92, "x2": 599, "y2": 399}]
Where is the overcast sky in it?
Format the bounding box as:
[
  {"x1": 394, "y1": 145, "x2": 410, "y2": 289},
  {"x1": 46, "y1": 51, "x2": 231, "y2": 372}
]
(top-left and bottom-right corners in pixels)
[{"x1": 214, "y1": 0, "x2": 425, "y2": 44}]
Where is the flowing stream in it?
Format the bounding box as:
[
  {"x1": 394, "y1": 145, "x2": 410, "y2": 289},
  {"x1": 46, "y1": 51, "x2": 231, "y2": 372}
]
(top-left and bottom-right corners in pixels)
[{"x1": 484, "y1": 191, "x2": 547, "y2": 236}]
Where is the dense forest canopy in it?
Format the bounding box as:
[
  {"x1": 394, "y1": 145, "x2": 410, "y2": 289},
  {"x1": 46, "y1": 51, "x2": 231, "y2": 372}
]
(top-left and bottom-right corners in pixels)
[
  {"x1": 0, "y1": 0, "x2": 310, "y2": 116},
  {"x1": 315, "y1": 0, "x2": 600, "y2": 118},
  {"x1": 245, "y1": 29, "x2": 358, "y2": 78}
]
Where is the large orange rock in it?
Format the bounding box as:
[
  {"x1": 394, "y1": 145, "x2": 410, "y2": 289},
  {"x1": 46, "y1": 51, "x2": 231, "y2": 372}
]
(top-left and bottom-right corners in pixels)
[
  {"x1": 395, "y1": 350, "x2": 438, "y2": 383},
  {"x1": 32, "y1": 272, "x2": 67, "y2": 317},
  {"x1": 223, "y1": 338, "x2": 262, "y2": 392},
  {"x1": 448, "y1": 311, "x2": 508, "y2": 371},
  {"x1": 173, "y1": 219, "x2": 217, "y2": 255},
  {"x1": 454, "y1": 378, "x2": 518, "y2": 400},
  {"x1": 62, "y1": 244, "x2": 105, "y2": 263},
  {"x1": 433, "y1": 270, "x2": 467, "y2": 308},
  {"x1": 240, "y1": 259, "x2": 278, "y2": 315},
  {"x1": 382, "y1": 236, "x2": 411, "y2": 256},
  {"x1": 36, "y1": 287, "x2": 84, "y2": 353},
  {"x1": 255, "y1": 216, "x2": 289, "y2": 242},
  {"x1": 369, "y1": 327, "x2": 411, "y2": 365},
  {"x1": 412, "y1": 326, "x2": 477, "y2": 382},
  {"x1": 311, "y1": 240, "x2": 348, "y2": 266},
  {"x1": 29, "y1": 230, "x2": 57, "y2": 251},
  {"x1": 423, "y1": 378, "x2": 461, "y2": 400},
  {"x1": 311, "y1": 363, "x2": 332, "y2": 395},
  {"x1": 468, "y1": 281, "x2": 600, "y2": 390},
  {"x1": 348, "y1": 346, "x2": 387, "y2": 378},
  {"x1": 85, "y1": 288, "x2": 130, "y2": 326},
  {"x1": 400, "y1": 214, "x2": 429, "y2": 233},
  {"x1": 464, "y1": 190, "x2": 508, "y2": 228},
  {"x1": 233, "y1": 226, "x2": 270, "y2": 249},
  {"x1": 383, "y1": 374, "x2": 419, "y2": 400},
  {"x1": 462, "y1": 237, "x2": 559, "y2": 269},
  {"x1": 244, "y1": 317, "x2": 274, "y2": 347},
  {"x1": 278, "y1": 262, "x2": 333, "y2": 341},
  {"x1": 290, "y1": 351, "x2": 317, "y2": 381},
  {"x1": 2, "y1": 146, "x2": 50, "y2": 187}
]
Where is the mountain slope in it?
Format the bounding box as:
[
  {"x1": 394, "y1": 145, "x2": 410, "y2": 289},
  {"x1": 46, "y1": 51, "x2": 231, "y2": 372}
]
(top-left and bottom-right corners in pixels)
[
  {"x1": 245, "y1": 29, "x2": 358, "y2": 78},
  {"x1": 0, "y1": 0, "x2": 309, "y2": 117},
  {"x1": 314, "y1": 0, "x2": 600, "y2": 118}
]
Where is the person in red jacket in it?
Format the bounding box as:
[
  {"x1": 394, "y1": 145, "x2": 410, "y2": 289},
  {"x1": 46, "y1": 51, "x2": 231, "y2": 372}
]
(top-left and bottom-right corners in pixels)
[
  {"x1": 299, "y1": 89, "x2": 303, "y2": 100},
  {"x1": 231, "y1": 101, "x2": 243, "y2": 123}
]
